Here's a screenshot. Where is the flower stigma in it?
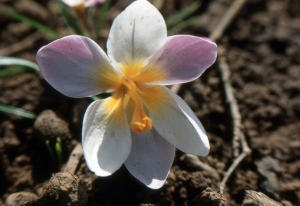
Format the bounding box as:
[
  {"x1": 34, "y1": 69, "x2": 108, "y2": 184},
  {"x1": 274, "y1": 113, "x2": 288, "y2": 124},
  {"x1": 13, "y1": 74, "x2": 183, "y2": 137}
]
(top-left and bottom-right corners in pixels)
[{"x1": 114, "y1": 62, "x2": 154, "y2": 134}]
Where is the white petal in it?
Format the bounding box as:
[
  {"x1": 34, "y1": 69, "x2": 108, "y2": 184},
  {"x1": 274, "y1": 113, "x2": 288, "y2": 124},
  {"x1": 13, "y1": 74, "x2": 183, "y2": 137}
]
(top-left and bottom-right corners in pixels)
[
  {"x1": 140, "y1": 86, "x2": 209, "y2": 156},
  {"x1": 107, "y1": 0, "x2": 167, "y2": 68},
  {"x1": 124, "y1": 129, "x2": 175, "y2": 189},
  {"x1": 82, "y1": 96, "x2": 131, "y2": 176},
  {"x1": 62, "y1": 0, "x2": 84, "y2": 7}
]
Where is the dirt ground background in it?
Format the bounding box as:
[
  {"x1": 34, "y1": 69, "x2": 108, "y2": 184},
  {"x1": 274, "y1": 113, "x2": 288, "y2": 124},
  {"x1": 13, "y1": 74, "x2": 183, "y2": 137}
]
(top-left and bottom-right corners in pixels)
[{"x1": 0, "y1": 0, "x2": 300, "y2": 205}]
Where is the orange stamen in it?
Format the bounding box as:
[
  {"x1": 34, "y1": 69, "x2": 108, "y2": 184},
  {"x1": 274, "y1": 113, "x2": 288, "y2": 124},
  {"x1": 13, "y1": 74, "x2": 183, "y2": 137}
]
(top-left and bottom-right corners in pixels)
[{"x1": 122, "y1": 79, "x2": 152, "y2": 133}]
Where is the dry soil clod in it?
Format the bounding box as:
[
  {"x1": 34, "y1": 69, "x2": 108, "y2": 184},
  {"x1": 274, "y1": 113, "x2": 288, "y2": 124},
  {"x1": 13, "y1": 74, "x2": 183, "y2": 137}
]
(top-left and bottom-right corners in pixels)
[
  {"x1": 33, "y1": 109, "x2": 71, "y2": 142},
  {"x1": 5, "y1": 192, "x2": 38, "y2": 206},
  {"x1": 36, "y1": 172, "x2": 88, "y2": 206},
  {"x1": 5, "y1": 173, "x2": 88, "y2": 206}
]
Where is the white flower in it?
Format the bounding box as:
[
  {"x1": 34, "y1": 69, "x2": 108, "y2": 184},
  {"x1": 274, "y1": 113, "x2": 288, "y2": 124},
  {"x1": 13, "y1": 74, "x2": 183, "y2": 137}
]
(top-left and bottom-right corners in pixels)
[
  {"x1": 62, "y1": 0, "x2": 105, "y2": 8},
  {"x1": 37, "y1": 0, "x2": 217, "y2": 189}
]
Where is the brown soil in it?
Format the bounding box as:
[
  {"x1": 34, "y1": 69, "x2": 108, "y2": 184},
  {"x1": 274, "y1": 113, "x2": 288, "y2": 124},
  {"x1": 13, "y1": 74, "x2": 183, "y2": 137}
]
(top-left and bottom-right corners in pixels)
[{"x1": 0, "y1": 0, "x2": 300, "y2": 205}]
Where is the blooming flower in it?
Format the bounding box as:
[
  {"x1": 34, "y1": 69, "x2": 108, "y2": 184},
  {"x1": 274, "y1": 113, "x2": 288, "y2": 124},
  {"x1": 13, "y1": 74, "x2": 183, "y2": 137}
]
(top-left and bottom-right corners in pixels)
[
  {"x1": 62, "y1": 0, "x2": 105, "y2": 8},
  {"x1": 37, "y1": 0, "x2": 217, "y2": 189}
]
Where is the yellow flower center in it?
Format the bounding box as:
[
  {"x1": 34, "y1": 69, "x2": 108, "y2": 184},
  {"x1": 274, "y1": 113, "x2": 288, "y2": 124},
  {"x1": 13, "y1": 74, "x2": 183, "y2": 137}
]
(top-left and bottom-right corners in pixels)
[
  {"x1": 117, "y1": 62, "x2": 152, "y2": 134},
  {"x1": 122, "y1": 79, "x2": 152, "y2": 134},
  {"x1": 104, "y1": 61, "x2": 166, "y2": 134}
]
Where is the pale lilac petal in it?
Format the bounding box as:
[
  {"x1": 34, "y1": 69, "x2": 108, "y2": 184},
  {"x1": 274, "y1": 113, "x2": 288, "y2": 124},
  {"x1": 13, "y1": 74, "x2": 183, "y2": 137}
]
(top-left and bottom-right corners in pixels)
[
  {"x1": 37, "y1": 35, "x2": 122, "y2": 98},
  {"x1": 107, "y1": 0, "x2": 167, "y2": 68},
  {"x1": 140, "y1": 86, "x2": 209, "y2": 156},
  {"x1": 124, "y1": 129, "x2": 175, "y2": 189},
  {"x1": 85, "y1": 0, "x2": 105, "y2": 7},
  {"x1": 137, "y1": 35, "x2": 217, "y2": 85},
  {"x1": 82, "y1": 96, "x2": 131, "y2": 176}
]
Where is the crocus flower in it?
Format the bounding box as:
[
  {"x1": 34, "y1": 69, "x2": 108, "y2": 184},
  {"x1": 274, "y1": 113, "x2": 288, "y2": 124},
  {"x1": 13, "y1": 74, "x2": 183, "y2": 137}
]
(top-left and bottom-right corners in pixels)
[
  {"x1": 37, "y1": 0, "x2": 217, "y2": 189},
  {"x1": 62, "y1": 0, "x2": 105, "y2": 8}
]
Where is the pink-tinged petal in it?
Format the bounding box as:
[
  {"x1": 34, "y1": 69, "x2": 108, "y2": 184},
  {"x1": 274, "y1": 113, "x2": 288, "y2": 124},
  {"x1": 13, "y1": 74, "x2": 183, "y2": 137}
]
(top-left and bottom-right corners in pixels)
[
  {"x1": 124, "y1": 129, "x2": 175, "y2": 189},
  {"x1": 107, "y1": 0, "x2": 167, "y2": 68},
  {"x1": 139, "y1": 86, "x2": 209, "y2": 156},
  {"x1": 37, "y1": 35, "x2": 122, "y2": 98},
  {"x1": 136, "y1": 35, "x2": 217, "y2": 85},
  {"x1": 82, "y1": 93, "x2": 131, "y2": 176},
  {"x1": 85, "y1": 0, "x2": 105, "y2": 7}
]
